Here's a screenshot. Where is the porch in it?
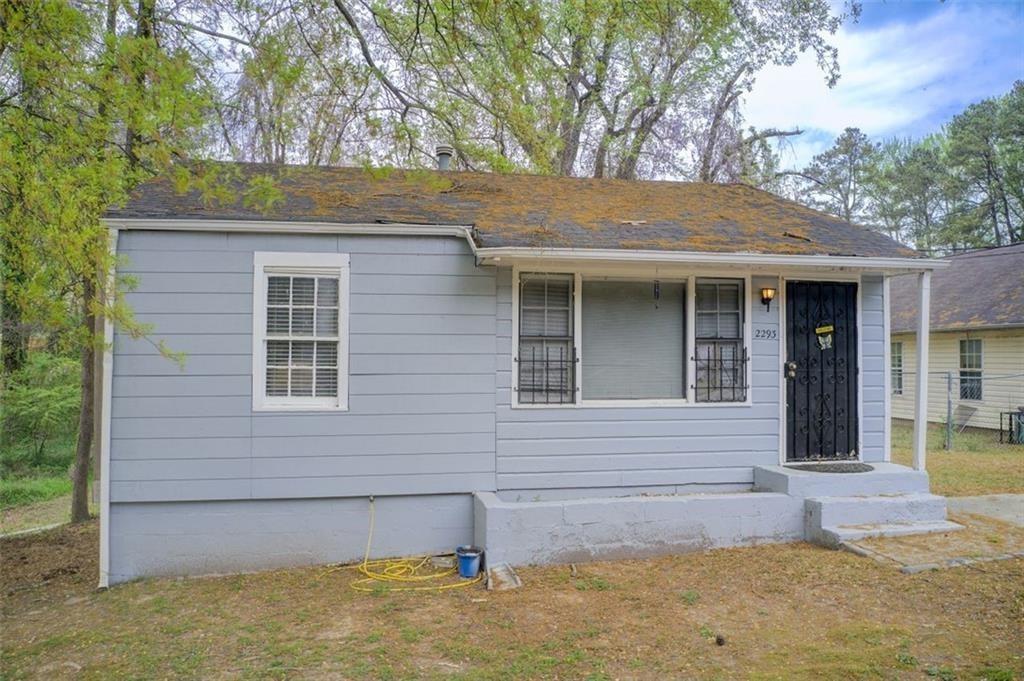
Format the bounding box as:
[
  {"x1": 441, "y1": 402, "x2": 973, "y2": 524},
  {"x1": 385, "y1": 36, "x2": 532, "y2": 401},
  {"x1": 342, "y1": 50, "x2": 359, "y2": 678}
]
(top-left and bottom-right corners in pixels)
[{"x1": 475, "y1": 462, "x2": 962, "y2": 567}]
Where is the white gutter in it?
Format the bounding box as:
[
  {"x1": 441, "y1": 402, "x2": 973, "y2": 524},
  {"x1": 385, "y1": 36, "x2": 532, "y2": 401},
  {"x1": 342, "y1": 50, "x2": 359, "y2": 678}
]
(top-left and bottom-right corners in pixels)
[
  {"x1": 104, "y1": 218, "x2": 477, "y2": 243},
  {"x1": 98, "y1": 226, "x2": 117, "y2": 589}
]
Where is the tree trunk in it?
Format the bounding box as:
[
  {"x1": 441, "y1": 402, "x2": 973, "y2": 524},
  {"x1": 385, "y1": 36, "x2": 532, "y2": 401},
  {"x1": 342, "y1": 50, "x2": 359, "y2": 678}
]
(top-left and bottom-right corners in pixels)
[
  {"x1": 1, "y1": 280, "x2": 27, "y2": 376},
  {"x1": 71, "y1": 280, "x2": 97, "y2": 523},
  {"x1": 87, "y1": 0, "x2": 117, "y2": 508},
  {"x1": 125, "y1": 0, "x2": 155, "y2": 162}
]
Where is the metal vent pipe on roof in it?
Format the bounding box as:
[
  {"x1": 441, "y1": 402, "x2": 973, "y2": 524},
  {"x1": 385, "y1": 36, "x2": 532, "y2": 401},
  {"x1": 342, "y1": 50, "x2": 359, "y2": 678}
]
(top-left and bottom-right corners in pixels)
[{"x1": 435, "y1": 144, "x2": 454, "y2": 170}]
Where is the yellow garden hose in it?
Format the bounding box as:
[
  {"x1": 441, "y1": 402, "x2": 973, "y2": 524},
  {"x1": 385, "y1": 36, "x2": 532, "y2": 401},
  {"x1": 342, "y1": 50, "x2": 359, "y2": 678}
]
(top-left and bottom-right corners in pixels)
[{"x1": 348, "y1": 497, "x2": 483, "y2": 592}]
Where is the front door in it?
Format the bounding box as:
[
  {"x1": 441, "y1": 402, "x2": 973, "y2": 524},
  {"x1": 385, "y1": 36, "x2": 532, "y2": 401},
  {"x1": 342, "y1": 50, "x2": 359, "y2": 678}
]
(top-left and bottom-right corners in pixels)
[{"x1": 785, "y1": 281, "x2": 859, "y2": 461}]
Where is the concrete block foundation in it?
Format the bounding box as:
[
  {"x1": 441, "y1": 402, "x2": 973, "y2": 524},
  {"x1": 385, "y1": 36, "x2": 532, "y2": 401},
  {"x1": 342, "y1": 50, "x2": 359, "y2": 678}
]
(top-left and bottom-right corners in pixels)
[
  {"x1": 109, "y1": 494, "x2": 473, "y2": 584},
  {"x1": 474, "y1": 491, "x2": 805, "y2": 566}
]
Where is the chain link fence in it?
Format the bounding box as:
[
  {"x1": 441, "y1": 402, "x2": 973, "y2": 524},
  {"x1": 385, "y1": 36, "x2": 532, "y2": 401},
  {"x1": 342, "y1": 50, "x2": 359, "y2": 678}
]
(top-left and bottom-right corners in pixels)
[{"x1": 892, "y1": 370, "x2": 1024, "y2": 447}]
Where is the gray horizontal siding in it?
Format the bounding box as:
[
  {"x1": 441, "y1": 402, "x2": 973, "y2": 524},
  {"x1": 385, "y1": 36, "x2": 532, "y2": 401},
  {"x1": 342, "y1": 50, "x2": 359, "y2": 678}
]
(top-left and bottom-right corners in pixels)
[
  {"x1": 109, "y1": 230, "x2": 497, "y2": 503},
  {"x1": 110, "y1": 472, "x2": 496, "y2": 502},
  {"x1": 122, "y1": 292, "x2": 497, "y2": 315},
  {"x1": 860, "y1": 275, "x2": 885, "y2": 462},
  {"x1": 120, "y1": 250, "x2": 487, "y2": 277},
  {"x1": 127, "y1": 272, "x2": 496, "y2": 296},
  {"x1": 116, "y1": 333, "x2": 496, "y2": 356},
  {"x1": 112, "y1": 393, "x2": 492, "y2": 418},
  {"x1": 112, "y1": 432, "x2": 494, "y2": 460},
  {"x1": 114, "y1": 353, "x2": 495, "y2": 376},
  {"x1": 498, "y1": 467, "x2": 756, "y2": 490},
  {"x1": 495, "y1": 270, "x2": 782, "y2": 491}
]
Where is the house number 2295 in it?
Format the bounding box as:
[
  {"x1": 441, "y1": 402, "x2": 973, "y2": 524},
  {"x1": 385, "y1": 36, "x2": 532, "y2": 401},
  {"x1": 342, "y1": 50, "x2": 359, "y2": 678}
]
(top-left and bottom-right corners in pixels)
[{"x1": 754, "y1": 328, "x2": 778, "y2": 340}]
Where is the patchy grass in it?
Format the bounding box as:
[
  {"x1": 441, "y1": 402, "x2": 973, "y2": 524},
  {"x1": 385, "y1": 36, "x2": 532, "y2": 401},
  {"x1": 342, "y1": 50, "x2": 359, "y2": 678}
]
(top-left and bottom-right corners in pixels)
[
  {"x1": 891, "y1": 420, "x2": 1024, "y2": 496},
  {"x1": 0, "y1": 475, "x2": 71, "y2": 509},
  {"x1": 679, "y1": 588, "x2": 700, "y2": 605},
  {"x1": 2, "y1": 522, "x2": 1022, "y2": 680}
]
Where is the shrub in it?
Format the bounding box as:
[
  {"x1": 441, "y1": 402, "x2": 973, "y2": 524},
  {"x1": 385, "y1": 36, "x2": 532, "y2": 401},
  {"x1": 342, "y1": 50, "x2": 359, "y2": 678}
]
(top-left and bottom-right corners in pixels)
[{"x1": 1, "y1": 353, "x2": 80, "y2": 476}]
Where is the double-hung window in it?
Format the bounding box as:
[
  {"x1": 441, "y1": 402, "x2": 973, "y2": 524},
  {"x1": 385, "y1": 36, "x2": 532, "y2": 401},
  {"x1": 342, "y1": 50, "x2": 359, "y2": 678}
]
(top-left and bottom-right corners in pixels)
[
  {"x1": 253, "y1": 252, "x2": 350, "y2": 410},
  {"x1": 694, "y1": 279, "x2": 746, "y2": 402},
  {"x1": 517, "y1": 274, "x2": 575, "y2": 404},
  {"x1": 959, "y1": 338, "x2": 982, "y2": 401},
  {"x1": 891, "y1": 341, "x2": 903, "y2": 395}
]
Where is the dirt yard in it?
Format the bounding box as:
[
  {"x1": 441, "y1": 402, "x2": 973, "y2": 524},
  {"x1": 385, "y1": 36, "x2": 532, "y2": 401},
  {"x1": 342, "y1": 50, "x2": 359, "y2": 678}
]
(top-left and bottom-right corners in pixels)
[
  {"x1": 1, "y1": 494, "x2": 72, "y2": 536},
  {"x1": 2, "y1": 522, "x2": 1021, "y2": 680}
]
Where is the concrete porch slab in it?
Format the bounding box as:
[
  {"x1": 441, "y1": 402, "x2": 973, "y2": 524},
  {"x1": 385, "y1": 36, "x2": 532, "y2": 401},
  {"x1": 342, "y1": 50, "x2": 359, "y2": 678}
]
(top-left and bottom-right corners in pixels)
[{"x1": 753, "y1": 462, "x2": 930, "y2": 497}]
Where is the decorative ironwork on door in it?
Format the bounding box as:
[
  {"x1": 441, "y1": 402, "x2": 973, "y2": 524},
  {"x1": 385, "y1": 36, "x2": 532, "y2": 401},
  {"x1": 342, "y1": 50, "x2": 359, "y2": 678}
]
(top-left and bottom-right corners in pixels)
[{"x1": 785, "y1": 281, "x2": 859, "y2": 461}]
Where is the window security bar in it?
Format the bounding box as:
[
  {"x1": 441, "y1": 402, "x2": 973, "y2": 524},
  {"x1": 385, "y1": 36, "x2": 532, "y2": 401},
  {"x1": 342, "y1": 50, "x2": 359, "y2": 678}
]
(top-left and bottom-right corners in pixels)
[
  {"x1": 693, "y1": 342, "x2": 749, "y2": 403},
  {"x1": 516, "y1": 341, "x2": 577, "y2": 404}
]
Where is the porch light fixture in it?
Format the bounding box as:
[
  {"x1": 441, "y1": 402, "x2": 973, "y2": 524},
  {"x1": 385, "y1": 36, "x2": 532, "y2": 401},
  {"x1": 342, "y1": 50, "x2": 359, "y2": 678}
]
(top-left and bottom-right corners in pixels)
[{"x1": 760, "y1": 287, "x2": 776, "y2": 311}]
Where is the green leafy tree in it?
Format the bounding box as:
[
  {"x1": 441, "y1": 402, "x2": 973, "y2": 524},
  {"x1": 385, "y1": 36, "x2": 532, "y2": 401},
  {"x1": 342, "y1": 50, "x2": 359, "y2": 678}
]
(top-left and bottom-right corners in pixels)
[
  {"x1": 1, "y1": 353, "x2": 80, "y2": 471},
  {"x1": 0, "y1": 0, "x2": 207, "y2": 521},
  {"x1": 326, "y1": 0, "x2": 852, "y2": 178},
  {"x1": 893, "y1": 137, "x2": 948, "y2": 253},
  {"x1": 863, "y1": 138, "x2": 910, "y2": 241},
  {"x1": 792, "y1": 127, "x2": 878, "y2": 223},
  {"x1": 996, "y1": 82, "x2": 1024, "y2": 238},
  {"x1": 945, "y1": 84, "x2": 1022, "y2": 246}
]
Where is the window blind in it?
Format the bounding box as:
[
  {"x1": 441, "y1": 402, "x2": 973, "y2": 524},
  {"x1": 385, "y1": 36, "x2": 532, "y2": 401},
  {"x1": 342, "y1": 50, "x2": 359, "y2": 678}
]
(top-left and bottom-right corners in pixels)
[{"x1": 581, "y1": 280, "x2": 685, "y2": 400}]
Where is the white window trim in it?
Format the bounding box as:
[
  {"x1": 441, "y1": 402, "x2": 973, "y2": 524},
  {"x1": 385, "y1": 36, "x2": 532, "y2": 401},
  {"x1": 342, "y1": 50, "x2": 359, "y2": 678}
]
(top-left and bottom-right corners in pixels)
[
  {"x1": 252, "y1": 251, "x2": 350, "y2": 411},
  {"x1": 511, "y1": 266, "x2": 752, "y2": 408},
  {"x1": 958, "y1": 337, "x2": 984, "y2": 402},
  {"x1": 891, "y1": 341, "x2": 904, "y2": 396}
]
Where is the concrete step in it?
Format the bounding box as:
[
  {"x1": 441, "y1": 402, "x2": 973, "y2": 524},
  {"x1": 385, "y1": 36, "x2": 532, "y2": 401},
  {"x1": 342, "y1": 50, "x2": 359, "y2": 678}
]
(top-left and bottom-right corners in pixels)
[
  {"x1": 818, "y1": 520, "x2": 964, "y2": 548},
  {"x1": 806, "y1": 493, "x2": 948, "y2": 529},
  {"x1": 754, "y1": 463, "x2": 930, "y2": 498}
]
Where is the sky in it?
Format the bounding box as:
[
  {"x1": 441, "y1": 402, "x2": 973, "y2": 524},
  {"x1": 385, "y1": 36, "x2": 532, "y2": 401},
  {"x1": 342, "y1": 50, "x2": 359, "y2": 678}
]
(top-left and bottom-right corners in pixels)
[{"x1": 744, "y1": 0, "x2": 1024, "y2": 169}]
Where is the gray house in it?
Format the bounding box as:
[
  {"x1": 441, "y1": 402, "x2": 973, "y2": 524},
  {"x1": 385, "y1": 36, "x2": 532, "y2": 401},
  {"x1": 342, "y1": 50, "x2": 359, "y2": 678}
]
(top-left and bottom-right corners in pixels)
[{"x1": 98, "y1": 161, "x2": 954, "y2": 587}]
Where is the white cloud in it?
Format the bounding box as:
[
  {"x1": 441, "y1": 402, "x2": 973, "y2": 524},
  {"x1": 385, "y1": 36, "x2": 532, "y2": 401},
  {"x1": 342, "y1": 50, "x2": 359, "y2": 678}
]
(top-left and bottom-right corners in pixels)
[{"x1": 744, "y1": 2, "x2": 1024, "y2": 168}]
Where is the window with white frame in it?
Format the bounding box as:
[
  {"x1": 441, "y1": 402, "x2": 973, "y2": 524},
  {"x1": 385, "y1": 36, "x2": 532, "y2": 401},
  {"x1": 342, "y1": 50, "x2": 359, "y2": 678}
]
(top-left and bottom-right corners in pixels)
[
  {"x1": 517, "y1": 273, "x2": 575, "y2": 404},
  {"x1": 959, "y1": 338, "x2": 982, "y2": 401},
  {"x1": 514, "y1": 271, "x2": 748, "y2": 406},
  {"x1": 253, "y1": 252, "x2": 349, "y2": 410},
  {"x1": 694, "y1": 279, "x2": 747, "y2": 403},
  {"x1": 891, "y1": 341, "x2": 903, "y2": 395}
]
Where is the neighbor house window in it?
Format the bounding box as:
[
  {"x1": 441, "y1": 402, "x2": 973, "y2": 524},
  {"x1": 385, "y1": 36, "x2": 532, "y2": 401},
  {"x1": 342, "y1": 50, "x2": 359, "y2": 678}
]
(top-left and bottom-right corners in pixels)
[
  {"x1": 959, "y1": 338, "x2": 982, "y2": 401},
  {"x1": 695, "y1": 279, "x2": 747, "y2": 402},
  {"x1": 517, "y1": 274, "x2": 575, "y2": 404},
  {"x1": 891, "y1": 341, "x2": 903, "y2": 395},
  {"x1": 253, "y1": 252, "x2": 349, "y2": 410},
  {"x1": 581, "y1": 280, "x2": 685, "y2": 400}
]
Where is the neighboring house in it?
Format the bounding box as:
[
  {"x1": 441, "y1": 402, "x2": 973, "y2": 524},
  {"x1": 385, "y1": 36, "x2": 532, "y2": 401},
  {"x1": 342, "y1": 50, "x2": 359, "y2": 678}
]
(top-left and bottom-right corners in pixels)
[
  {"x1": 890, "y1": 243, "x2": 1024, "y2": 431},
  {"x1": 97, "y1": 159, "x2": 955, "y2": 587}
]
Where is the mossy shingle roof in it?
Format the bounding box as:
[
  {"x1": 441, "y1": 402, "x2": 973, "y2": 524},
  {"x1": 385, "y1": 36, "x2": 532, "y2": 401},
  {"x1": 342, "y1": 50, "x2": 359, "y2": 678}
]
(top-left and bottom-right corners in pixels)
[
  {"x1": 107, "y1": 162, "x2": 919, "y2": 259},
  {"x1": 891, "y1": 243, "x2": 1024, "y2": 333}
]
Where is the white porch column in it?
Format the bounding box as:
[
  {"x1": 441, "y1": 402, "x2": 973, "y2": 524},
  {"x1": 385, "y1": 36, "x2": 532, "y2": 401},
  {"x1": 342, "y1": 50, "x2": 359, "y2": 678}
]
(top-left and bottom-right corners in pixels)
[{"x1": 912, "y1": 270, "x2": 931, "y2": 471}]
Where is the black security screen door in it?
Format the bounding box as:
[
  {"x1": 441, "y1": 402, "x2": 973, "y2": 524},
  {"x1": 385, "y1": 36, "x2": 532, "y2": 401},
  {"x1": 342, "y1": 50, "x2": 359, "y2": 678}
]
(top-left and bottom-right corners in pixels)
[{"x1": 785, "y1": 281, "x2": 859, "y2": 461}]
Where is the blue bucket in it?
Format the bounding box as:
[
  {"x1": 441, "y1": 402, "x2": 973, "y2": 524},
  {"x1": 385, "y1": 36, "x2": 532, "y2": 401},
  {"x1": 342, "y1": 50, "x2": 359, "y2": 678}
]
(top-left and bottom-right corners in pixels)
[{"x1": 455, "y1": 545, "x2": 482, "y2": 579}]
